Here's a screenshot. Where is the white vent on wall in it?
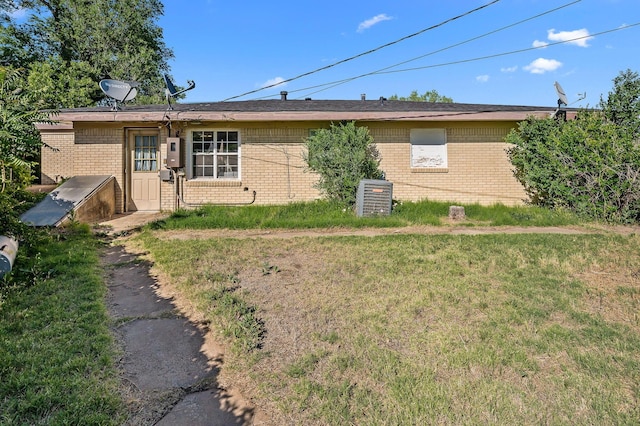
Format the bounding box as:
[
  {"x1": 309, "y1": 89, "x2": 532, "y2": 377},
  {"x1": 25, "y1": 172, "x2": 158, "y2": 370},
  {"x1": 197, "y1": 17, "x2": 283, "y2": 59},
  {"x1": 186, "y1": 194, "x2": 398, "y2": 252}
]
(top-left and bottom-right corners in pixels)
[{"x1": 356, "y1": 179, "x2": 393, "y2": 217}]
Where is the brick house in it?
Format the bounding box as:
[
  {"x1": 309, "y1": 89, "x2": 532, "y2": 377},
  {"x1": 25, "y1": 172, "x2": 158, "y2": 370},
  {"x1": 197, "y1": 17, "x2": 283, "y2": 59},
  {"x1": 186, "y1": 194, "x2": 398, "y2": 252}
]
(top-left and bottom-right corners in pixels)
[{"x1": 37, "y1": 97, "x2": 567, "y2": 213}]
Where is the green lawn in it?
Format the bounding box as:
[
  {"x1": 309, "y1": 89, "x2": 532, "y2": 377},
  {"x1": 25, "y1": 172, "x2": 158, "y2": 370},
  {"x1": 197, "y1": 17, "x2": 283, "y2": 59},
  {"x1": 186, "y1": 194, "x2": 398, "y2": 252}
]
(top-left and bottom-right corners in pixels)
[
  {"x1": 130, "y1": 202, "x2": 640, "y2": 425},
  {"x1": 156, "y1": 199, "x2": 581, "y2": 230},
  {"x1": 0, "y1": 226, "x2": 124, "y2": 425},
  {"x1": 1, "y1": 200, "x2": 637, "y2": 425}
]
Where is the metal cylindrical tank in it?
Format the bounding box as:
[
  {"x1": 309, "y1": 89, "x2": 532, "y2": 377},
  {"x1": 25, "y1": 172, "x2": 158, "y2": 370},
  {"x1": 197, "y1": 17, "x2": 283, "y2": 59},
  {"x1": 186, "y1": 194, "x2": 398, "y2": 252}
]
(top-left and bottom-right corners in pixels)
[{"x1": 0, "y1": 236, "x2": 18, "y2": 278}]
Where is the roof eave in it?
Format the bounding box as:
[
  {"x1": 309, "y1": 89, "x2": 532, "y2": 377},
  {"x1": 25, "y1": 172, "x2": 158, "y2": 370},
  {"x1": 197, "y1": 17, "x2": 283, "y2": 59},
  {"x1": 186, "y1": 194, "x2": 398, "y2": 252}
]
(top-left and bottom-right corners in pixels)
[{"x1": 46, "y1": 109, "x2": 558, "y2": 123}]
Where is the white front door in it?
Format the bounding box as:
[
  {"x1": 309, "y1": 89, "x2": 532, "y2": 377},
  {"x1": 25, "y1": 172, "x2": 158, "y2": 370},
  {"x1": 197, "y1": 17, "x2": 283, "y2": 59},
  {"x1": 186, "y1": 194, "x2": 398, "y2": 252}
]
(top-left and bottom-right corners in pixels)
[{"x1": 129, "y1": 132, "x2": 160, "y2": 211}]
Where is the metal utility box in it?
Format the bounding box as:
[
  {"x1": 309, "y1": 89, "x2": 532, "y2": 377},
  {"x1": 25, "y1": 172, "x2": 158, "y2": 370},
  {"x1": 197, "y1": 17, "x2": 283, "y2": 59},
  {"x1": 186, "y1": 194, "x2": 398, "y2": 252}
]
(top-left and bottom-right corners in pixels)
[
  {"x1": 356, "y1": 179, "x2": 393, "y2": 217},
  {"x1": 166, "y1": 137, "x2": 183, "y2": 168},
  {"x1": 159, "y1": 169, "x2": 172, "y2": 182}
]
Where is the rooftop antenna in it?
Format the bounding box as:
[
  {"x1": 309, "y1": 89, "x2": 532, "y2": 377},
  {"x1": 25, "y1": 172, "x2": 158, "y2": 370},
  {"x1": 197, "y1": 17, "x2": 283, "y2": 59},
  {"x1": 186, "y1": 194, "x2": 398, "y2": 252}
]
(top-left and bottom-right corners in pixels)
[
  {"x1": 164, "y1": 74, "x2": 195, "y2": 110},
  {"x1": 99, "y1": 79, "x2": 139, "y2": 111},
  {"x1": 573, "y1": 92, "x2": 587, "y2": 105}
]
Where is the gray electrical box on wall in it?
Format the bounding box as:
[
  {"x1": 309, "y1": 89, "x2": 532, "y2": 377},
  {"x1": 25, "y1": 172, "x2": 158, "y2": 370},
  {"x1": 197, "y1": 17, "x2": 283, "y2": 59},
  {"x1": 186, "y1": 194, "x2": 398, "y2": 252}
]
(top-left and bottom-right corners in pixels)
[{"x1": 166, "y1": 137, "x2": 182, "y2": 168}]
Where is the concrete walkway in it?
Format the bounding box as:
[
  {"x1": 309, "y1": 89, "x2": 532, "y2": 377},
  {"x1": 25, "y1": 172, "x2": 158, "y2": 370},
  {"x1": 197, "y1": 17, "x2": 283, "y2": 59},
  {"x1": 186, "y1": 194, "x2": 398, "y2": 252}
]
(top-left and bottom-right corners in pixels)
[
  {"x1": 103, "y1": 244, "x2": 256, "y2": 425},
  {"x1": 99, "y1": 211, "x2": 170, "y2": 234}
]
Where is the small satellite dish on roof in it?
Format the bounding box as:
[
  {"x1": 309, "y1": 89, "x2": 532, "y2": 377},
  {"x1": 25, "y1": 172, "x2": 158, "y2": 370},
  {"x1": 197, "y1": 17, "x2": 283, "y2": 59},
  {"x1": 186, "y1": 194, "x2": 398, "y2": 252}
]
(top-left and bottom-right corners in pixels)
[
  {"x1": 99, "y1": 79, "x2": 139, "y2": 110},
  {"x1": 554, "y1": 81, "x2": 568, "y2": 107},
  {"x1": 164, "y1": 74, "x2": 195, "y2": 110}
]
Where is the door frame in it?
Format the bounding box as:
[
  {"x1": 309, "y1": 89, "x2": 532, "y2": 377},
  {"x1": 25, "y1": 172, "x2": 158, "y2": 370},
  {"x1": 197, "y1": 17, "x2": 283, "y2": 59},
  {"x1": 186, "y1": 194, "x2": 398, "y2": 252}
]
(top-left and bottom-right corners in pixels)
[{"x1": 125, "y1": 128, "x2": 161, "y2": 212}]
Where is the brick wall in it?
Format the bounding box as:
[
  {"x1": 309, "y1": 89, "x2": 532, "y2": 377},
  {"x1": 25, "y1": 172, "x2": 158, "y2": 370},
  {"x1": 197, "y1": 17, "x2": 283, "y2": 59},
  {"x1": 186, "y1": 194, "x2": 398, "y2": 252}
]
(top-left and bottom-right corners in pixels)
[
  {"x1": 210, "y1": 122, "x2": 524, "y2": 207},
  {"x1": 75, "y1": 127, "x2": 126, "y2": 212},
  {"x1": 41, "y1": 125, "x2": 129, "y2": 213},
  {"x1": 369, "y1": 123, "x2": 526, "y2": 206},
  {"x1": 174, "y1": 126, "x2": 320, "y2": 207},
  {"x1": 242, "y1": 128, "x2": 319, "y2": 204},
  {"x1": 40, "y1": 120, "x2": 527, "y2": 213},
  {"x1": 40, "y1": 130, "x2": 75, "y2": 185}
]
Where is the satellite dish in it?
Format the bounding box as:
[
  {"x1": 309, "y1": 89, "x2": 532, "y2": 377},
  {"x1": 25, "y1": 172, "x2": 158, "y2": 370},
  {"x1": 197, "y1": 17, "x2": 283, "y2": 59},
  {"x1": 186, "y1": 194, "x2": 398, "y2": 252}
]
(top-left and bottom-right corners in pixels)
[
  {"x1": 554, "y1": 81, "x2": 568, "y2": 107},
  {"x1": 99, "y1": 79, "x2": 139, "y2": 110},
  {"x1": 164, "y1": 74, "x2": 195, "y2": 110}
]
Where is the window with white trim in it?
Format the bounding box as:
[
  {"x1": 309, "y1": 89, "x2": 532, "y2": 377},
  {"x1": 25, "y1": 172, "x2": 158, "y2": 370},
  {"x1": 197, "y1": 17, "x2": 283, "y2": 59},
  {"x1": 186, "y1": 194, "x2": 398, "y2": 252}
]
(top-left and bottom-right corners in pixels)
[
  {"x1": 410, "y1": 128, "x2": 447, "y2": 168},
  {"x1": 189, "y1": 130, "x2": 240, "y2": 179}
]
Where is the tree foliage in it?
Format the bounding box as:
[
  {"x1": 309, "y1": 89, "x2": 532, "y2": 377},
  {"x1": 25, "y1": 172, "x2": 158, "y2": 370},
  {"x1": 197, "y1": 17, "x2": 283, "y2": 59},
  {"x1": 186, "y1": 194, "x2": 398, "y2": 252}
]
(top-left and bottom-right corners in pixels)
[
  {"x1": 601, "y1": 69, "x2": 640, "y2": 138},
  {"x1": 0, "y1": 66, "x2": 50, "y2": 189},
  {"x1": 0, "y1": 66, "x2": 50, "y2": 238},
  {"x1": 389, "y1": 89, "x2": 453, "y2": 103},
  {"x1": 506, "y1": 70, "x2": 640, "y2": 223},
  {"x1": 304, "y1": 121, "x2": 384, "y2": 206},
  {"x1": 0, "y1": 0, "x2": 173, "y2": 107}
]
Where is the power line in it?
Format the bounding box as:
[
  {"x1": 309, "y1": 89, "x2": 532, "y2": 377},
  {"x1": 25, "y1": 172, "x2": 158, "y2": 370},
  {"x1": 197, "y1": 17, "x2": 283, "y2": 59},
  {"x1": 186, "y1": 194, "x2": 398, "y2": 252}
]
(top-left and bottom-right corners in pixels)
[
  {"x1": 375, "y1": 23, "x2": 640, "y2": 75},
  {"x1": 220, "y1": 0, "x2": 501, "y2": 102},
  {"x1": 275, "y1": 20, "x2": 636, "y2": 101},
  {"x1": 292, "y1": 0, "x2": 581, "y2": 99}
]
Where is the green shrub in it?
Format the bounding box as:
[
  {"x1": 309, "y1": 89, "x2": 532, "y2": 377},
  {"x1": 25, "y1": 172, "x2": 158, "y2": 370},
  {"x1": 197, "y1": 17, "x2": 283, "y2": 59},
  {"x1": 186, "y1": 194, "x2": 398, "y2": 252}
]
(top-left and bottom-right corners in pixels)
[
  {"x1": 506, "y1": 111, "x2": 640, "y2": 223},
  {"x1": 506, "y1": 69, "x2": 640, "y2": 224},
  {"x1": 304, "y1": 121, "x2": 384, "y2": 206}
]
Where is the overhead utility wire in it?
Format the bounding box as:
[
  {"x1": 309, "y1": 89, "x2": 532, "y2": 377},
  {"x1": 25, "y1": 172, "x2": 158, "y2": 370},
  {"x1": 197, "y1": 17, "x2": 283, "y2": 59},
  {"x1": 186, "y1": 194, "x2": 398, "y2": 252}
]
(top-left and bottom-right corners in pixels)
[
  {"x1": 290, "y1": 21, "x2": 635, "y2": 100},
  {"x1": 292, "y1": 0, "x2": 581, "y2": 99},
  {"x1": 281, "y1": 25, "x2": 638, "y2": 122},
  {"x1": 375, "y1": 23, "x2": 640, "y2": 75},
  {"x1": 220, "y1": 0, "x2": 501, "y2": 102}
]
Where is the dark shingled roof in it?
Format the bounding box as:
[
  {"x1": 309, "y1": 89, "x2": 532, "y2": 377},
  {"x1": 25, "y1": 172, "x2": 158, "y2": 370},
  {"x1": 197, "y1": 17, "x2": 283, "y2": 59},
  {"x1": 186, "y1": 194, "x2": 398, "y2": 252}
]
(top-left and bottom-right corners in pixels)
[{"x1": 62, "y1": 99, "x2": 562, "y2": 114}]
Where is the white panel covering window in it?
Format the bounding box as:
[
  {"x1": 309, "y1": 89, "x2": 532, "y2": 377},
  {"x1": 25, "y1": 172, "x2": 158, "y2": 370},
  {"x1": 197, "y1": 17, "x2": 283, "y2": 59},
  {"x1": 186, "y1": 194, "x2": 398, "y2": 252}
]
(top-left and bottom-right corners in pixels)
[
  {"x1": 410, "y1": 129, "x2": 447, "y2": 168},
  {"x1": 189, "y1": 130, "x2": 240, "y2": 179}
]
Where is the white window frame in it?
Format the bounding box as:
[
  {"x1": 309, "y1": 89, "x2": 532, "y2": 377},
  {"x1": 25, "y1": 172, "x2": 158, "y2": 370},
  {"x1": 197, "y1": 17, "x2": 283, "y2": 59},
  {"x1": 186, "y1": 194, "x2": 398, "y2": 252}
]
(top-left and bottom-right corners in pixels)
[
  {"x1": 187, "y1": 129, "x2": 241, "y2": 180},
  {"x1": 410, "y1": 128, "x2": 447, "y2": 169}
]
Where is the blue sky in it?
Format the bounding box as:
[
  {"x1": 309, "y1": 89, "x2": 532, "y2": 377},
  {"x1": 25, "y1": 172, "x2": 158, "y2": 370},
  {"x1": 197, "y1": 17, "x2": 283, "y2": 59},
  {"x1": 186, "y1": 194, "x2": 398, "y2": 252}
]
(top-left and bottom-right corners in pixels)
[{"x1": 159, "y1": 0, "x2": 638, "y2": 107}]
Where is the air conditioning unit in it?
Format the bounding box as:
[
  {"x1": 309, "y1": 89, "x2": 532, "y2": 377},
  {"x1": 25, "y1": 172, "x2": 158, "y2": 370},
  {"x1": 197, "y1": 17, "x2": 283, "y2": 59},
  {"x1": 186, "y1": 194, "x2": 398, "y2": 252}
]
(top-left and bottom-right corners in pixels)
[{"x1": 356, "y1": 179, "x2": 393, "y2": 217}]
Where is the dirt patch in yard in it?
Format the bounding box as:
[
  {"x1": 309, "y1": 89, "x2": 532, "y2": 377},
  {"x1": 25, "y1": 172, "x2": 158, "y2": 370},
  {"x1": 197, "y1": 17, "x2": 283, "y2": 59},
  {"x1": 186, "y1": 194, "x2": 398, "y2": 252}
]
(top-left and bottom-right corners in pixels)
[{"x1": 115, "y1": 223, "x2": 640, "y2": 424}]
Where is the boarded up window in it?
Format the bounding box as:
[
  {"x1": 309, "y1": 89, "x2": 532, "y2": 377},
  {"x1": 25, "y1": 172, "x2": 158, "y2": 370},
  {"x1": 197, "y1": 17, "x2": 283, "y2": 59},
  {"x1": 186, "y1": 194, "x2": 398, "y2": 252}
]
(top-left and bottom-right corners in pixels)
[{"x1": 410, "y1": 129, "x2": 447, "y2": 168}]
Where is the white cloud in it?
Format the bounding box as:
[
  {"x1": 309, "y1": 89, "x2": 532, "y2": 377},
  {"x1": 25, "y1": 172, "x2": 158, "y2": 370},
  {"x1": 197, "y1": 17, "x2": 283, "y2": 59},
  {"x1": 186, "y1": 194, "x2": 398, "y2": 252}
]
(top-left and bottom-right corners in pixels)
[
  {"x1": 533, "y1": 40, "x2": 549, "y2": 48},
  {"x1": 8, "y1": 8, "x2": 27, "y2": 19},
  {"x1": 547, "y1": 28, "x2": 593, "y2": 47},
  {"x1": 524, "y1": 58, "x2": 563, "y2": 74},
  {"x1": 476, "y1": 75, "x2": 490, "y2": 83},
  {"x1": 357, "y1": 14, "x2": 393, "y2": 33},
  {"x1": 260, "y1": 77, "x2": 286, "y2": 89},
  {"x1": 501, "y1": 66, "x2": 518, "y2": 73}
]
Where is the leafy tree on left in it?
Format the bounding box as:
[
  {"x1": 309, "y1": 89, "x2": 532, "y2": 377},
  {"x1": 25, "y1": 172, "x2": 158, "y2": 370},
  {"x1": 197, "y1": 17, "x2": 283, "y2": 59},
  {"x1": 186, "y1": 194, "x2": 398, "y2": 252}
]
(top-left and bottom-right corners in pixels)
[
  {"x1": 0, "y1": 66, "x2": 50, "y2": 239},
  {"x1": 0, "y1": 0, "x2": 174, "y2": 241},
  {"x1": 0, "y1": 0, "x2": 174, "y2": 108}
]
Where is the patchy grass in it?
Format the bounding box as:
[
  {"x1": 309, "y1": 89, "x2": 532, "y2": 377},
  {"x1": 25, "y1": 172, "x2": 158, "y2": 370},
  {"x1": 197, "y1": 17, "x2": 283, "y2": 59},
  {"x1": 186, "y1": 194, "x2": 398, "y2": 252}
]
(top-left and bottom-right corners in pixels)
[
  {"x1": 133, "y1": 228, "x2": 640, "y2": 425},
  {"x1": 151, "y1": 199, "x2": 581, "y2": 230},
  {"x1": 0, "y1": 225, "x2": 124, "y2": 425}
]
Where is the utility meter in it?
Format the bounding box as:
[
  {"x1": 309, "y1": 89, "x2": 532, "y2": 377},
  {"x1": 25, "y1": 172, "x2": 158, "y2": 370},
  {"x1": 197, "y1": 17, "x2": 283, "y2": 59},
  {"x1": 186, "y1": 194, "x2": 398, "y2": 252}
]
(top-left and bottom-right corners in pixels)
[{"x1": 166, "y1": 137, "x2": 182, "y2": 168}]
